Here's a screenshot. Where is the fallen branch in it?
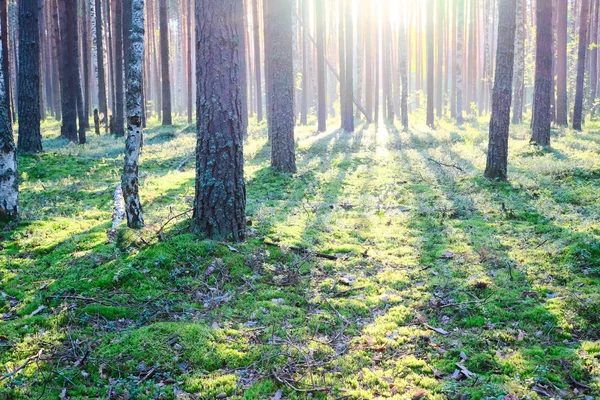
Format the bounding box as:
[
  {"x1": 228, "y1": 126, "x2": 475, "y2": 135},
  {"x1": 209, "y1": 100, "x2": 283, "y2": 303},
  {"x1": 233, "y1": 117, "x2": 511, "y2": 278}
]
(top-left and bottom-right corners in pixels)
[
  {"x1": 271, "y1": 367, "x2": 331, "y2": 393},
  {"x1": 175, "y1": 153, "x2": 194, "y2": 171},
  {"x1": 331, "y1": 286, "x2": 366, "y2": 298},
  {"x1": 263, "y1": 240, "x2": 338, "y2": 261},
  {"x1": 427, "y1": 158, "x2": 465, "y2": 173},
  {"x1": 107, "y1": 184, "x2": 126, "y2": 243},
  {"x1": 156, "y1": 208, "x2": 193, "y2": 239},
  {"x1": 0, "y1": 349, "x2": 45, "y2": 383}
]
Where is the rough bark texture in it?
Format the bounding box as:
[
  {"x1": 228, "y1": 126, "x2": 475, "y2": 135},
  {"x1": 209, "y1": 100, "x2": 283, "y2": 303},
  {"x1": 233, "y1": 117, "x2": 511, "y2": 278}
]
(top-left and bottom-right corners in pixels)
[
  {"x1": 511, "y1": 0, "x2": 525, "y2": 124},
  {"x1": 82, "y1": 0, "x2": 91, "y2": 127},
  {"x1": 316, "y1": 0, "x2": 326, "y2": 132},
  {"x1": 122, "y1": 0, "x2": 145, "y2": 229},
  {"x1": 556, "y1": 0, "x2": 568, "y2": 126},
  {"x1": 114, "y1": 0, "x2": 125, "y2": 136},
  {"x1": 95, "y1": 0, "x2": 108, "y2": 130},
  {"x1": 0, "y1": 0, "x2": 10, "y2": 121},
  {"x1": 300, "y1": 0, "x2": 308, "y2": 125},
  {"x1": 573, "y1": 0, "x2": 591, "y2": 130},
  {"x1": 456, "y1": 0, "x2": 464, "y2": 124},
  {"x1": 267, "y1": 0, "x2": 296, "y2": 173},
  {"x1": 17, "y1": 0, "x2": 42, "y2": 153},
  {"x1": 426, "y1": 0, "x2": 435, "y2": 127},
  {"x1": 531, "y1": 0, "x2": 554, "y2": 145},
  {"x1": 159, "y1": 0, "x2": 172, "y2": 125},
  {"x1": 58, "y1": 0, "x2": 78, "y2": 142},
  {"x1": 194, "y1": 0, "x2": 246, "y2": 242},
  {"x1": 0, "y1": 47, "x2": 16, "y2": 222},
  {"x1": 485, "y1": 0, "x2": 517, "y2": 180},
  {"x1": 436, "y1": 0, "x2": 444, "y2": 117}
]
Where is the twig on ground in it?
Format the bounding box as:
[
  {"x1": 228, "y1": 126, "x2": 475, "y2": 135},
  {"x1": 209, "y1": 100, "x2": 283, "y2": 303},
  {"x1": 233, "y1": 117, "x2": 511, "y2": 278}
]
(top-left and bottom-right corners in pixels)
[
  {"x1": 427, "y1": 158, "x2": 465, "y2": 173},
  {"x1": 0, "y1": 349, "x2": 45, "y2": 383},
  {"x1": 263, "y1": 240, "x2": 338, "y2": 261},
  {"x1": 156, "y1": 208, "x2": 193, "y2": 239}
]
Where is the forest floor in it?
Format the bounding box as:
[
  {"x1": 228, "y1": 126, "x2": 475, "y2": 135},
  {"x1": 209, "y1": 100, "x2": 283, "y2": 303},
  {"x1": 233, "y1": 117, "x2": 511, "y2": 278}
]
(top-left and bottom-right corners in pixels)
[{"x1": 1, "y1": 113, "x2": 600, "y2": 400}]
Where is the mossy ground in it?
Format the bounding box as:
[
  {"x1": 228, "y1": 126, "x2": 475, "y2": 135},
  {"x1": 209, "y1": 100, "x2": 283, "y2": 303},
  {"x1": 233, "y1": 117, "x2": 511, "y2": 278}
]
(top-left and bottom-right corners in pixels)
[{"x1": 1, "y1": 112, "x2": 600, "y2": 399}]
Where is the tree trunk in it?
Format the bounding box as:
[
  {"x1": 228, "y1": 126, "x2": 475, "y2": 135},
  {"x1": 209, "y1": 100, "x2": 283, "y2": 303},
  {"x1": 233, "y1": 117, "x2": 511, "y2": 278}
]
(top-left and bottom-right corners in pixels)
[
  {"x1": 316, "y1": 0, "x2": 326, "y2": 132},
  {"x1": 573, "y1": 0, "x2": 590, "y2": 130},
  {"x1": 17, "y1": 0, "x2": 42, "y2": 153},
  {"x1": 342, "y1": 0, "x2": 354, "y2": 132},
  {"x1": 426, "y1": 0, "x2": 435, "y2": 127},
  {"x1": 485, "y1": 0, "x2": 517, "y2": 180},
  {"x1": 0, "y1": 46, "x2": 16, "y2": 222},
  {"x1": 194, "y1": 0, "x2": 246, "y2": 242},
  {"x1": 159, "y1": 0, "x2": 172, "y2": 125},
  {"x1": 186, "y1": 0, "x2": 192, "y2": 124},
  {"x1": 399, "y1": 8, "x2": 409, "y2": 129},
  {"x1": 531, "y1": 0, "x2": 553, "y2": 145},
  {"x1": 267, "y1": 0, "x2": 296, "y2": 172},
  {"x1": 300, "y1": 0, "x2": 308, "y2": 125},
  {"x1": 252, "y1": 0, "x2": 262, "y2": 123},
  {"x1": 364, "y1": 1, "x2": 372, "y2": 121},
  {"x1": 556, "y1": 0, "x2": 568, "y2": 125},
  {"x1": 122, "y1": 0, "x2": 145, "y2": 229},
  {"x1": 383, "y1": 0, "x2": 394, "y2": 122},
  {"x1": 57, "y1": 0, "x2": 78, "y2": 142},
  {"x1": 456, "y1": 0, "x2": 464, "y2": 124},
  {"x1": 82, "y1": 0, "x2": 91, "y2": 128},
  {"x1": 95, "y1": 0, "x2": 108, "y2": 130},
  {"x1": 114, "y1": 0, "x2": 124, "y2": 136},
  {"x1": 511, "y1": 0, "x2": 525, "y2": 124},
  {"x1": 436, "y1": 0, "x2": 444, "y2": 118},
  {"x1": 338, "y1": 0, "x2": 346, "y2": 127},
  {"x1": 0, "y1": 0, "x2": 10, "y2": 122}
]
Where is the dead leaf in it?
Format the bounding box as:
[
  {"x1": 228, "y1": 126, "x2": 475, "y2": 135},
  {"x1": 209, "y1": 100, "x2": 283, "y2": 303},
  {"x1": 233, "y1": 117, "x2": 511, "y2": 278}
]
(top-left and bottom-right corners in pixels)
[
  {"x1": 440, "y1": 250, "x2": 455, "y2": 259},
  {"x1": 455, "y1": 362, "x2": 475, "y2": 378},
  {"x1": 424, "y1": 324, "x2": 449, "y2": 335},
  {"x1": 271, "y1": 390, "x2": 283, "y2": 400},
  {"x1": 532, "y1": 384, "x2": 553, "y2": 397},
  {"x1": 339, "y1": 275, "x2": 356, "y2": 285},
  {"x1": 517, "y1": 330, "x2": 526, "y2": 341}
]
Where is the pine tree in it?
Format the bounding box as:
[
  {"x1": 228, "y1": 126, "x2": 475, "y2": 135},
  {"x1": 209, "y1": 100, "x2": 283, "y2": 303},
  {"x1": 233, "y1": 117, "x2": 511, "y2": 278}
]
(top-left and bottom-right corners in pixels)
[
  {"x1": 511, "y1": 0, "x2": 525, "y2": 124},
  {"x1": 573, "y1": 0, "x2": 591, "y2": 130},
  {"x1": 193, "y1": 0, "x2": 247, "y2": 241},
  {"x1": 531, "y1": 0, "x2": 553, "y2": 145},
  {"x1": 456, "y1": 0, "x2": 464, "y2": 124},
  {"x1": 426, "y1": 0, "x2": 435, "y2": 127},
  {"x1": 556, "y1": 0, "x2": 568, "y2": 126},
  {"x1": 0, "y1": 46, "x2": 16, "y2": 222},
  {"x1": 17, "y1": 0, "x2": 42, "y2": 153},
  {"x1": 316, "y1": 0, "x2": 327, "y2": 132},
  {"x1": 485, "y1": 0, "x2": 518, "y2": 180},
  {"x1": 159, "y1": 0, "x2": 172, "y2": 125}
]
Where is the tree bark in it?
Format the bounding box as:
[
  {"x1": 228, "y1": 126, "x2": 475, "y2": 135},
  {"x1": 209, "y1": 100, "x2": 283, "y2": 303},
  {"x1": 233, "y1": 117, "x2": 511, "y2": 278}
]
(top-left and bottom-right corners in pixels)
[
  {"x1": 267, "y1": 0, "x2": 296, "y2": 173},
  {"x1": 0, "y1": 0, "x2": 10, "y2": 122},
  {"x1": 122, "y1": 0, "x2": 145, "y2": 229},
  {"x1": 573, "y1": 0, "x2": 591, "y2": 130},
  {"x1": 159, "y1": 0, "x2": 172, "y2": 125},
  {"x1": 95, "y1": 0, "x2": 108, "y2": 130},
  {"x1": 114, "y1": 0, "x2": 124, "y2": 136},
  {"x1": 17, "y1": 0, "x2": 42, "y2": 153},
  {"x1": 436, "y1": 0, "x2": 444, "y2": 118},
  {"x1": 194, "y1": 0, "x2": 247, "y2": 242},
  {"x1": 485, "y1": 0, "x2": 517, "y2": 180},
  {"x1": 316, "y1": 0, "x2": 326, "y2": 132},
  {"x1": 341, "y1": 0, "x2": 354, "y2": 132},
  {"x1": 252, "y1": 0, "x2": 262, "y2": 123},
  {"x1": 456, "y1": 0, "x2": 464, "y2": 124},
  {"x1": 426, "y1": 0, "x2": 435, "y2": 127},
  {"x1": 82, "y1": 0, "x2": 91, "y2": 128},
  {"x1": 0, "y1": 45, "x2": 16, "y2": 222},
  {"x1": 300, "y1": 0, "x2": 308, "y2": 125},
  {"x1": 399, "y1": 7, "x2": 409, "y2": 129},
  {"x1": 511, "y1": 0, "x2": 525, "y2": 124},
  {"x1": 556, "y1": 0, "x2": 568, "y2": 126},
  {"x1": 531, "y1": 0, "x2": 554, "y2": 145}
]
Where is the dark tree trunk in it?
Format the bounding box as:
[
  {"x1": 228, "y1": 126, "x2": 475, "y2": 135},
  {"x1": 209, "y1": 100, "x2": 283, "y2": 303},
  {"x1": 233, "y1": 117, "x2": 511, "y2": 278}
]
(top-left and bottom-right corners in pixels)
[
  {"x1": 194, "y1": 0, "x2": 246, "y2": 241},
  {"x1": 95, "y1": 0, "x2": 108, "y2": 130},
  {"x1": 511, "y1": 0, "x2": 525, "y2": 123},
  {"x1": 57, "y1": 0, "x2": 78, "y2": 142},
  {"x1": 341, "y1": 1, "x2": 353, "y2": 132},
  {"x1": 186, "y1": 0, "x2": 192, "y2": 124},
  {"x1": 531, "y1": 0, "x2": 553, "y2": 145},
  {"x1": 17, "y1": 0, "x2": 42, "y2": 153},
  {"x1": 123, "y1": 0, "x2": 132, "y2": 75},
  {"x1": 485, "y1": 0, "x2": 517, "y2": 180},
  {"x1": 556, "y1": 0, "x2": 568, "y2": 126},
  {"x1": 0, "y1": 46, "x2": 16, "y2": 222},
  {"x1": 573, "y1": 0, "x2": 590, "y2": 130},
  {"x1": 426, "y1": 0, "x2": 435, "y2": 127},
  {"x1": 114, "y1": 0, "x2": 124, "y2": 136},
  {"x1": 267, "y1": 0, "x2": 296, "y2": 172},
  {"x1": 316, "y1": 0, "x2": 326, "y2": 132},
  {"x1": 122, "y1": 0, "x2": 145, "y2": 229},
  {"x1": 252, "y1": 0, "x2": 262, "y2": 123},
  {"x1": 0, "y1": 0, "x2": 10, "y2": 122},
  {"x1": 82, "y1": 0, "x2": 91, "y2": 128},
  {"x1": 159, "y1": 0, "x2": 172, "y2": 125}
]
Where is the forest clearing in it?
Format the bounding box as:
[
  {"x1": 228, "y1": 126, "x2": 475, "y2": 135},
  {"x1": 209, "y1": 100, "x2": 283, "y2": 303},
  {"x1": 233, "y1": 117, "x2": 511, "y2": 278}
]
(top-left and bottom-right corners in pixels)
[{"x1": 2, "y1": 0, "x2": 600, "y2": 398}]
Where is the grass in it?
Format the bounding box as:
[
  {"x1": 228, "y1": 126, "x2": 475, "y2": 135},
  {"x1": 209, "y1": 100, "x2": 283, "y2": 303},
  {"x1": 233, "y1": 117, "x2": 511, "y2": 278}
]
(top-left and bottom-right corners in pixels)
[{"x1": 1, "y1": 111, "x2": 600, "y2": 399}]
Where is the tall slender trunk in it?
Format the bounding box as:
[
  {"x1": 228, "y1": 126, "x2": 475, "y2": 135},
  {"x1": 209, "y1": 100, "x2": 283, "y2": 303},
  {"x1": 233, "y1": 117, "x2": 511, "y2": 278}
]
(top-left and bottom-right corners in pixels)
[
  {"x1": 436, "y1": 0, "x2": 444, "y2": 117},
  {"x1": 300, "y1": 0, "x2": 308, "y2": 125},
  {"x1": 456, "y1": 0, "x2": 464, "y2": 124},
  {"x1": 426, "y1": 0, "x2": 435, "y2": 127},
  {"x1": 95, "y1": 0, "x2": 108, "y2": 129},
  {"x1": 186, "y1": 0, "x2": 192, "y2": 124},
  {"x1": 159, "y1": 0, "x2": 172, "y2": 125},
  {"x1": 531, "y1": 0, "x2": 554, "y2": 145},
  {"x1": 0, "y1": 0, "x2": 10, "y2": 122},
  {"x1": 342, "y1": 0, "x2": 354, "y2": 131},
  {"x1": 316, "y1": 0, "x2": 326, "y2": 132},
  {"x1": 82, "y1": 0, "x2": 91, "y2": 127},
  {"x1": 114, "y1": 0, "x2": 124, "y2": 136},
  {"x1": 556, "y1": 0, "x2": 568, "y2": 125},
  {"x1": 573, "y1": 0, "x2": 590, "y2": 130},
  {"x1": 0, "y1": 42, "x2": 16, "y2": 222},
  {"x1": 399, "y1": 8, "x2": 409, "y2": 129},
  {"x1": 512, "y1": 0, "x2": 525, "y2": 123},
  {"x1": 485, "y1": 0, "x2": 517, "y2": 180},
  {"x1": 17, "y1": 0, "x2": 42, "y2": 153},
  {"x1": 252, "y1": 0, "x2": 262, "y2": 123},
  {"x1": 122, "y1": 0, "x2": 145, "y2": 229}
]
